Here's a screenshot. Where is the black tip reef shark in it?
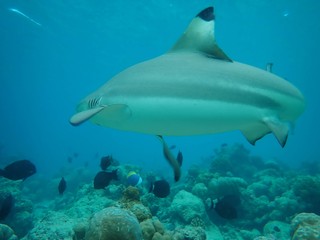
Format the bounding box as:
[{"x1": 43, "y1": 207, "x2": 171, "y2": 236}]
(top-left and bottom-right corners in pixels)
[{"x1": 70, "y1": 7, "x2": 305, "y2": 181}]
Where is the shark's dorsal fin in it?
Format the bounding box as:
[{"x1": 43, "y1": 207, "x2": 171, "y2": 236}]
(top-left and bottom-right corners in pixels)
[{"x1": 170, "y1": 6, "x2": 232, "y2": 62}]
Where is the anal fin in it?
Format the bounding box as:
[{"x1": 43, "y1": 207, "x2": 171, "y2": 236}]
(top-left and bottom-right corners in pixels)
[
  {"x1": 242, "y1": 118, "x2": 290, "y2": 147},
  {"x1": 263, "y1": 117, "x2": 289, "y2": 148}
]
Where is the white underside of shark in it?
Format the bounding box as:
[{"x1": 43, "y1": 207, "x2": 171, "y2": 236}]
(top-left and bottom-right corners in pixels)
[{"x1": 70, "y1": 7, "x2": 305, "y2": 180}]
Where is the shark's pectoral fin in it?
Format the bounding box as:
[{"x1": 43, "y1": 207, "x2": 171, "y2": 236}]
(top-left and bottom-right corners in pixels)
[
  {"x1": 69, "y1": 107, "x2": 105, "y2": 126},
  {"x1": 70, "y1": 104, "x2": 131, "y2": 126},
  {"x1": 91, "y1": 104, "x2": 131, "y2": 123},
  {"x1": 263, "y1": 117, "x2": 289, "y2": 147},
  {"x1": 170, "y1": 6, "x2": 232, "y2": 62}
]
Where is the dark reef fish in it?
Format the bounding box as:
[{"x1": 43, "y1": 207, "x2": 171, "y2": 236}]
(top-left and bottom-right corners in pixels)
[
  {"x1": 0, "y1": 159, "x2": 36, "y2": 181},
  {"x1": 177, "y1": 150, "x2": 183, "y2": 167},
  {"x1": 67, "y1": 156, "x2": 73, "y2": 163},
  {"x1": 0, "y1": 193, "x2": 14, "y2": 220},
  {"x1": 157, "y1": 135, "x2": 181, "y2": 182},
  {"x1": 100, "y1": 155, "x2": 113, "y2": 171},
  {"x1": 58, "y1": 177, "x2": 67, "y2": 195},
  {"x1": 212, "y1": 194, "x2": 240, "y2": 219},
  {"x1": 94, "y1": 169, "x2": 118, "y2": 189},
  {"x1": 149, "y1": 180, "x2": 170, "y2": 198}
]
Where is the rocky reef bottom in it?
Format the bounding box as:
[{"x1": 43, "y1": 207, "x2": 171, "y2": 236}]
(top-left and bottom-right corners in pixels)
[{"x1": 1, "y1": 143, "x2": 320, "y2": 240}]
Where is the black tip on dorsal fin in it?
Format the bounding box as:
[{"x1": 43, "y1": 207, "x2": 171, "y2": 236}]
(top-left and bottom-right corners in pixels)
[
  {"x1": 169, "y1": 6, "x2": 232, "y2": 62},
  {"x1": 197, "y1": 7, "x2": 214, "y2": 21}
]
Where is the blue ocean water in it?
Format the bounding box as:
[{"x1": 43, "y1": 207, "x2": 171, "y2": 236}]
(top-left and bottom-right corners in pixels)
[
  {"x1": 1, "y1": 0, "x2": 319, "y2": 176},
  {"x1": 1, "y1": 1, "x2": 320, "y2": 239}
]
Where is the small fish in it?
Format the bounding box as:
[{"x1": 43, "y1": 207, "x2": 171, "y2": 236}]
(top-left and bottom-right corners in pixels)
[
  {"x1": 177, "y1": 150, "x2": 183, "y2": 167},
  {"x1": 0, "y1": 160, "x2": 36, "y2": 181},
  {"x1": 58, "y1": 177, "x2": 67, "y2": 195},
  {"x1": 149, "y1": 180, "x2": 170, "y2": 198},
  {"x1": 0, "y1": 194, "x2": 14, "y2": 220},
  {"x1": 127, "y1": 171, "x2": 142, "y2": 186},
  {"x1": 266, "y1": 62, "x2": 273, "y2": 73},
  {"x1": 67, "y1": 156, "x2": 73, "y2": 163},
  {"x1": 8, "y1": 8, "x2": 42, "y2": 26},
  {"x1": 100, "y1": 155, "x2": 113, "y2": 171},
  {"x1": 212, "y1": 194, "x2": 240, "y2": 219},
  {"x1": 157, "y1": 136, "x2": 181, "y2": 182},
  {"x1": 94, "y1": 169, "x2": 118, "y2": 189}
]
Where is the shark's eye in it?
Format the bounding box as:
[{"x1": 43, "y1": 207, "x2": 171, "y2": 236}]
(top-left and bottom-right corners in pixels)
[{"x1": 88, "y1": 97, "x2": 101, "y2": 108}]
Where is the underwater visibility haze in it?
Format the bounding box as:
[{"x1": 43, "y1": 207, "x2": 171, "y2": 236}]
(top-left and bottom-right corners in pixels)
[{"x1": 0, "y1": 0, "x2": 320, "y2": 239}]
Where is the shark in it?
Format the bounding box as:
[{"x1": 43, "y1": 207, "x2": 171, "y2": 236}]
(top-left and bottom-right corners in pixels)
[{"x1": 70, "y1": 6, "x2": 305, "y2": 181}]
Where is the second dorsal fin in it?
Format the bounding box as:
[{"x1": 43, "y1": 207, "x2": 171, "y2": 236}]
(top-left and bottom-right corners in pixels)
[{"x1": 170, "y1": 6, "x2": 232, "y2": 62}]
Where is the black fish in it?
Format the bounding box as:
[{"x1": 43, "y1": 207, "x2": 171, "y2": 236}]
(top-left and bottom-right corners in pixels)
[
  {"x1": 0, "y1": 194, "x2": 14, "y2": 220},
  {"x1": 149, "y1": 180, "x2": 170, "y2": 198},
  {"x1": 213, "y1": 194, "x2": 240, "y2": 219},
  {"x1": 0, "y1": 160, "x2": 36, "y2": 181},
  {"x1": 67, "y1": 156, "x2": 73, "y2": 163},
  {"x1": 177, "y1": 150, "x2": 183, "y2": 167},
  {"x1": 94, "y1": 169, "x2": 118, "y2": 189},
  {"x1": 100, "y1": 155, "x2": 113, "y2": 171},
  {"x1": 58, "y1": 177, "x2": 67, "y2": 195}
]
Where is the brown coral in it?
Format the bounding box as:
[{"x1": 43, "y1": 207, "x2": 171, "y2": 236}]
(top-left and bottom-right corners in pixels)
[
  {"x1": 190, "y1": 217, "x2": 206, "y2": 229},
  {"x1": 291, "y1": 212, "x2": 320, "y2": 240},
  {"x1": 140, "y1": 218, "x2": 173, "y2": 240},
  {"x1": 122, "y1": 186, "x2": 140, "y2": 203},
  {"x1": 85, "y1": 207, "x2": 142, "y2": 240}
]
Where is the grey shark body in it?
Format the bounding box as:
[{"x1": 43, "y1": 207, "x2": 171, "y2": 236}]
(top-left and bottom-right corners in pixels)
[{"x1": 70, "y1": 7, "x2": 305, "y2": 179}]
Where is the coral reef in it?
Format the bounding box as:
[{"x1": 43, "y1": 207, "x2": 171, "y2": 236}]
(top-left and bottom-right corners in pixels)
[
  {"x1": 209, "y1": 144, "x2": 266, "y2": 180},
  {"x1": 192, "y1": 183, "x2": 208, "y2": 199},
  {"x1": 3, "y1": 143, "x2": 320, "y2": 240},
  {"x1": 208, "y1": 176, "x2": 247, "y2": 198},
  {"x1": 22, "y1": 211, "x2": 75, "y2": 240},
  {"x1": 292, "y1": 176, "x2": 320, "y2": 214},
  {"x1": 0, "y1": 224, "x2": 18, "y2": 240},
  {"x1": 0, "y1": 178, "x2": 34, "y2": 238},
  {"x1": 170, "y1": 190, "x2": 207, "y2": 224},
  {"x1": 291, "y1": 212, "x2": 320, "y2": 240},
  {"x1": 121, "y1": 186, "x2": 141, "y2": 203},
  {"x1": 141, "y1": 219, "x2": 156, "y2": 240},
  {"x1": 73, "y1": 222, "x2": 87, "y2": 240},
  {"x1": 130, "y1": 203, "x2": 152, "y2": 222},
  {"x1": 9, "y1": 198, "x2": 34, "y2": 237},
  {"x1": 173, "y1": 226, "x2": 206, "y2": 240},
  {"x1": 139, "y1": 217, "x2": 173, "y2": 240},
  {"x1": 205, "y1": 225, "x2": 224, "y2": 240},
  {"x1": 85, "y1": 207, "x2": 142, "y2": 240},
  {"x1": 218, "y1": 225, "x2": 260, "y2": 240},
  {"x1": 263, "y1": 220, "x2": 290, "y2": 239}
]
